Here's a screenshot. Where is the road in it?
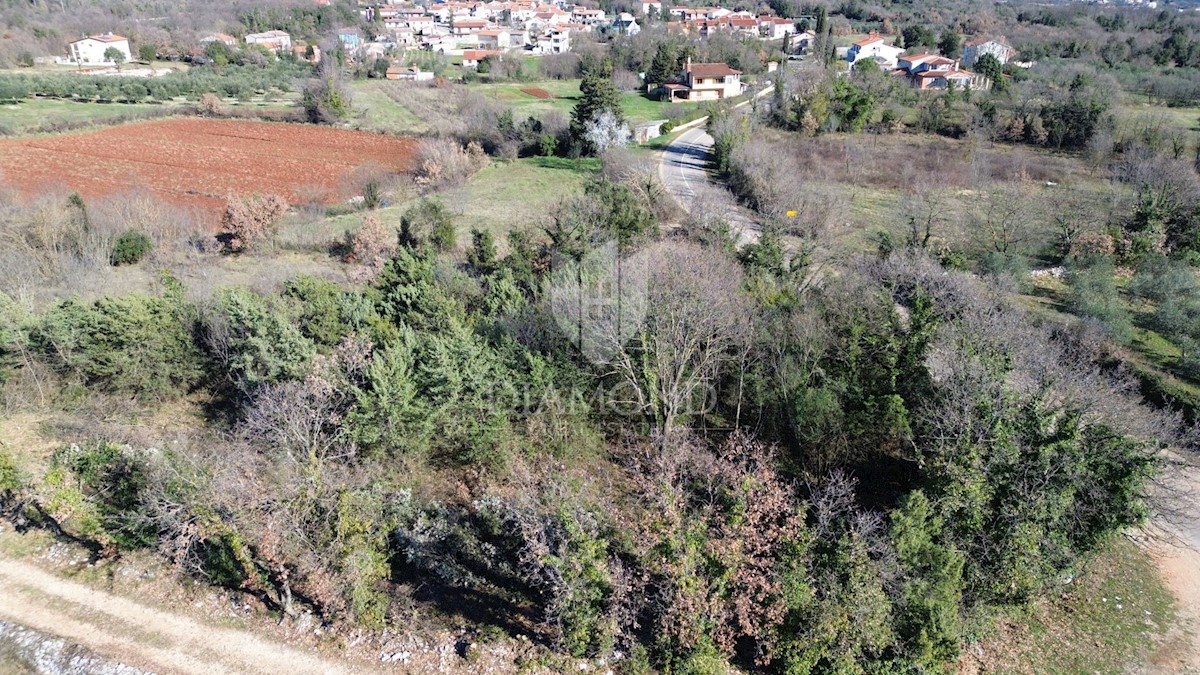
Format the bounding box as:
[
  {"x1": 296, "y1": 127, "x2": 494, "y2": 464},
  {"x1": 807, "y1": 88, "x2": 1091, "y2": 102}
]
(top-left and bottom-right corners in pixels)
[
  {"x1": 658, "y1": 125, "x2": 763, "y2": 246},
  {"x1": 0, "y1": 556, "x2": 373, "y2": 675}
]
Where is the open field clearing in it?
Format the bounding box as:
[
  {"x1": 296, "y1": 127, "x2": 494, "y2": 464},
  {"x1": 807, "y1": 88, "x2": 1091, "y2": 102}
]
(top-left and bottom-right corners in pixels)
[
  {"x1": 0, "y1": 96, "x2": 299, "y2": 135},
  {"x1": 0, "y1": 118, "x2": 417, "y2": 220}
]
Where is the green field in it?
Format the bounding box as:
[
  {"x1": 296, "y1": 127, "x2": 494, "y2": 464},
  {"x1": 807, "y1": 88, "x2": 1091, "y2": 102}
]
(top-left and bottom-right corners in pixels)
[
  {"x1": 0, "y1": 95, "x2": 298, "y2": 134},
  {"x1": 0, "y1": 98, "x2": 169, "y2": 133},
  {"x1": 277, "y1": 155, "x2": 599, "y2": 251},
  {"x1": 348, "y1": 80, "x2": 431, "y2": 133},
  {"x1": 474, "y1": 79, "x2": 705, "y2": 125}
]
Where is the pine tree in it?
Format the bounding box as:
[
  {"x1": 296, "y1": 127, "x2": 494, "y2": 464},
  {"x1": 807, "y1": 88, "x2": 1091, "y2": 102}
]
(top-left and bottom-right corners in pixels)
[{"x1": 570, "y1": 69, "x2": 625, "y2": 154}]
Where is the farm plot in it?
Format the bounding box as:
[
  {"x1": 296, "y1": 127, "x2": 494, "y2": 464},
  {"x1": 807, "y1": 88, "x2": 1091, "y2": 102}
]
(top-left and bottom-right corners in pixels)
[{"x1": 0, "y1": 118, "x2": 418, "y2": 218}]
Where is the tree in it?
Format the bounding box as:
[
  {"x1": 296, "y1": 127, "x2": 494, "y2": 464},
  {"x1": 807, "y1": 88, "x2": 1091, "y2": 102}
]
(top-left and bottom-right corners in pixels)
[
  {"x1": 583, "y1": 110, "x2": 631, "y2": 154},
  {"x1": 571, "y1": 70, "x2": 625, "y2": 155},
  {"x1": 647, "y1": 42, "x2": 681, "y2": 87},
  {"x1": 302, "y1": 61, "x2": 351, "y2": 124},
  {"x1": 603, "y1": 241, "x2": 751, "y2": 436},
  {"x1": 975, "y1": 53, "x2": 1005, "y2": 91},
  {"x1": 137, "y1": 44, "x2": 156, "y2": 63},
  {"x1": 938, "y1": 30, "x2": 962, "y2": 59},
  {"x1": 219, "y1": 193, "x2": 288, "y2": 253},
  {"x1": 104, "y1": 46, "x2": 126, "y2": 70}
]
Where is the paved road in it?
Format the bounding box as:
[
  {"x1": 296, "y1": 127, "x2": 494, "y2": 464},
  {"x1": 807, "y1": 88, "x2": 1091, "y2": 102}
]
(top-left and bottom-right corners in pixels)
[{"x1": 659, "y1": 126, "x2": 762, "y2": 246}]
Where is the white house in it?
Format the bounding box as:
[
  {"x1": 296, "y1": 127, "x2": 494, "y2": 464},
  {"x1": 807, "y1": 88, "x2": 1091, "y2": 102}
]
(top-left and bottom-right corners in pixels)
[
  {"x1": 641, "y1": 0, "x2": 662, "y2": 16},
  {"x1": 68, "y1": 33, "x2": 132, "y2": 65},
  {"x1": 477, "y1": 29, "x2": 511, "y2": 49},
  {"x1": 200, "y1": 33, "x2": 237, "y2": 47},
  {"x1": 962, "y1": 37, "x2": 1015, "y2": 67},
  {"x1": 758, "y1": 16, "x2": 795, "y2": 40},
  {"x1": 533, "y1": 27, "x2": 571, "y2": 53},
  {"x1": 846, "y1": 32, "x2": 903, "y2": 69},
  {"x1": 245, "y1": 30, "x2": 292, "y2": 52},
  {"x1": 792, "y1": 29, "x2": 816, "y2": 54},
  {"x1": 610, "y1": 12, "x2": 640, "y2": 35}
]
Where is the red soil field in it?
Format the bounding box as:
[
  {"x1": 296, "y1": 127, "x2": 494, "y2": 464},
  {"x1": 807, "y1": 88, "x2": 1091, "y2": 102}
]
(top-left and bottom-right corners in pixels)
[
  {"x1": 519, "y1": 87, "x2": 554, "y2": 99},
  {"x1": 0, "y1": 118, "x2": 418, "y2": 223}
]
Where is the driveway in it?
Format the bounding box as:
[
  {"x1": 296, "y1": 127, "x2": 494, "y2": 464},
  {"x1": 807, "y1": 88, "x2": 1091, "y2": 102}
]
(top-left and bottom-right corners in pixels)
[{"x1": 659, "y1": 125, "x2": 762, "y2": 246}]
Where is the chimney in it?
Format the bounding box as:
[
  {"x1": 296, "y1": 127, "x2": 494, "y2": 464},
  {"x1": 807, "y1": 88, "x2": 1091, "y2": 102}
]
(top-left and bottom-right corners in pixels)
[{"x1": 686, "y1": 55, "x2": 691, "y2": 72}]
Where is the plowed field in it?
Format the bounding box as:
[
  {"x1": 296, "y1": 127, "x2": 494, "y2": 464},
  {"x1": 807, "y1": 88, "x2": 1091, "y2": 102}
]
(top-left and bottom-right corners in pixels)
[{"x1": 0, "y1": 118, "x2": 418, "y2": 220}]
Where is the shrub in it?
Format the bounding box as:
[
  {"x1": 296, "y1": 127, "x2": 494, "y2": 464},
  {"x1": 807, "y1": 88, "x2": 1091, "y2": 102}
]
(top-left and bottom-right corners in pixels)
[
  {"x1": 110, "y1": 229, "x2": 154, "y2": 266},
  {"x1": 31, "y1": 292, "x2": 204, "y2": 400},
  {"x1": 219, "y1": 193, "x2": 288, "y2": 252},
  {"x1": 348, "y1": 214, "x2": 396, "y2": 266}
]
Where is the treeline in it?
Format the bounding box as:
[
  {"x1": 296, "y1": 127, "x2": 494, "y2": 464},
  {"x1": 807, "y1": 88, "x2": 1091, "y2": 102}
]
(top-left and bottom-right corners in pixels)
[
  {"x1": 0, "y1": 58, "x2": 312, "y2": 104},
  {"x1": 0, "y1": 169, "x2": 1177, "y2": 672}
]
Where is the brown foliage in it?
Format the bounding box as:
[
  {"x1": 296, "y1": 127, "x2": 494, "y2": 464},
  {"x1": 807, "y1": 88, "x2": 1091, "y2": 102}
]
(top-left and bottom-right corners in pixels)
[{"x1": 219, "y1": 193, "x2": 288, "y2": 253}]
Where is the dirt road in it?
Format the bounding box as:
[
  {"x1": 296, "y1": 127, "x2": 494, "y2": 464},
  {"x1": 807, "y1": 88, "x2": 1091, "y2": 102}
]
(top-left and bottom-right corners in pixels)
[
  {"x1": 1142, "y1": 456, "x2": 1200, "y2": 674},
  {"x1": 0, "y1": 557, "x2": 372, "y2": 675}
]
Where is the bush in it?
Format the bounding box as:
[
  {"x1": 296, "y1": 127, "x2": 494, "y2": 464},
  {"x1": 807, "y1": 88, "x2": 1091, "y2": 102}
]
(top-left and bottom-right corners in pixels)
[
  {"x1": 219, "y1": 193, "x2": 288, "y2": 252},
  {"x1": 31, "y1": 292, "x2": 204, "y2": 400},
  {"x1": 110, "y1": 229, "x2": 154, "y2": 266}
]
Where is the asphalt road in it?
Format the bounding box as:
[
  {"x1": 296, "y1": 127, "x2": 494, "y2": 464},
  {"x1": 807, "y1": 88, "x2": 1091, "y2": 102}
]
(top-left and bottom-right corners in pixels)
[{"x1": 659, "y1": 125, "x2": 762, "y2": 246}]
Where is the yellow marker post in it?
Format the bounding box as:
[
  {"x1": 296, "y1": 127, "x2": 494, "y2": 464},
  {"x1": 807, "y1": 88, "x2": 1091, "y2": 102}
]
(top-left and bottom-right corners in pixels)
[{"x1": 786, "y1": 210, "x2": 798, "y2": 218}]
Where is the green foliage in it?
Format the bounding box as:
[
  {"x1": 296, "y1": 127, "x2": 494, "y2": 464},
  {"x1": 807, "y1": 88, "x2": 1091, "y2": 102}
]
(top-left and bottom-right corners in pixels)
[
  {"x1": 346, "y1": 330, "x2": 431, "y2": 455},
  {"x1": 975, "y1": 54, "x2": 1006, "y2": 91},
  {"x1": 283, "y1": 276, "x2": 377, "y2": 348},
  {"x1": 923, "y1": 396, "x2": 1158, "y2": 604},
  {"x1": 212, "y1": 287, "x2": 316, "y2": 390},
  {"x1": 1067, "y1": 261, "x2": 1134, "y2": 342},
  {"x1": 137, "y1": 44, "x2": 157, "y2": 62},
  {"x1": 571, "y1": 70, "x2": 625, "y2": 154},
  {"x1": 50, "y1": 441, "x2": 155, "y2": 549},
  {"x1": 32, "y1": 291, "x2": 203, "y2": 399},
  {"x1": 468, "y1": 228, "x2": 498, "y2": 275},
  {"x1": 399, "y1": 198, "x2": 455, "y2": 252},
  {"x1": 889, "y1": 491, "x2": 965, "y2": 669},
  {"x1": 938, "y1": 30, "x2": 963, "y2": 59},
  {"x1": 110, "y1": 229, "x2": 154, "y2": 266}
]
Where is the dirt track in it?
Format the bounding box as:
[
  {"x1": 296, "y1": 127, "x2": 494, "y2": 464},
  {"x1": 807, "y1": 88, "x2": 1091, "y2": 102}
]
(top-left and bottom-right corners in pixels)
[{"x1": 0, "y1": 557, "x2": 372, "y2": 674}]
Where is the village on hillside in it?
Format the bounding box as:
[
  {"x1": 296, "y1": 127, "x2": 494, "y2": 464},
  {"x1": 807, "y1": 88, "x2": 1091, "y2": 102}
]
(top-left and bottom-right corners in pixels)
[{"x1": 46, "y1": 0, "x2": 1011, "y2": 92}]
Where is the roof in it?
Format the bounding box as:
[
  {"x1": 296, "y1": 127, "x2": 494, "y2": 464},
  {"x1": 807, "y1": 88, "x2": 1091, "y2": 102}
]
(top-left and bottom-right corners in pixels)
[
  {"x1": 478, "y1": 29, "x2": 505, "y2": 35},
  {"x1": 462, "y1": 49, "x2": 500, "y2": 60},
  {"x1": 455, "y1": 19, "x2": 488, "y2": 26},
  {"x1": 201, "y1": 32, "x2": 236, "y2": 42},
  {"x1": 687, "y1": 62, "x2": 741, "y2": 78},
  {"x1": 74, "y1": 33, "x2": 127, "y2": 44},
  {"x1": 247, "y1": 30, "x2": 290, "y2": 38},
  {"x1": 853, "y1": 32, "x2": 883, "y2": 47}
]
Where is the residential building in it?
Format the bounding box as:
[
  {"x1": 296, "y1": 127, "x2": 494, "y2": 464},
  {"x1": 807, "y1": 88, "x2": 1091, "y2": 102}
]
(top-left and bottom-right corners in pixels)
[
  {"x1": 758, "y1": 16, "x2": 796, "y2": 40},
  {"x1": 386, "y1": 64, "x2": 435, "y2": 81},
  {"x1": 338, "y1": 29, "x2": 362, "y2": 50},
  {"x1": 962, "y1": 37, "x2": 1015, "y2": 67},
  {"x1": 200, "y1": 33, "x2": 237, "y2": 47},
  {"x1": 245, "y1": 30, "x2": 292, "y2": 52},
  {"x1": 846, "y1": 31, "x2": 903, "y2": 69},
  {"x1": 462, "y1": 49, "x2": 501, "y2": 67},
  {"x1": 611, "y1": 12, "x2": 641, "y2": 34},
  {"x1": 641, "y1": 0, "x2": 662, "y2": 16},
  {"x1": 477, "y1": 29, "x2": 512, "y2": 49},
  {"x1": 68, "y1": 33, "x2": 132, "y2": 64},
  {"x1": 662, "y1": 59, "x2": 742, "y2": 101}
]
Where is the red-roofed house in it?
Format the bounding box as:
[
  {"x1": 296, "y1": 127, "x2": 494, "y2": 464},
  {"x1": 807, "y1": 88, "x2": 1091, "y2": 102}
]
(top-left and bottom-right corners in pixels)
[
  {"x1": 847, "y1": 31, "x2": 903, "y2": 69},
  {"x1": 462, "y1": 49, "x2": 501, "y2": 67},
  {"x1": 451, "y1": 18, "x2": 489, "y2": 35},
  {"x1": 661, "y1": 59, "x2": 742, "y2": 100},
  {"x1": 477, "y1": 28, "x2": 512, "y2": 49}
]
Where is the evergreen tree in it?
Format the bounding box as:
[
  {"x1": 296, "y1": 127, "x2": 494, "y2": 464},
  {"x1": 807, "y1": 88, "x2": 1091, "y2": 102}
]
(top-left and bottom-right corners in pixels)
[{"x1": 570, "y1": 69, "x2": 625, "y2": 155}]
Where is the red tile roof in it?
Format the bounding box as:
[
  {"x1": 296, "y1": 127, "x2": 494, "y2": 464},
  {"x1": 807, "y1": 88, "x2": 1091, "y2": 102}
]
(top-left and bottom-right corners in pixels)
[{"x1": 687, "y1": 62, "x2": 741, "y2": 78}]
